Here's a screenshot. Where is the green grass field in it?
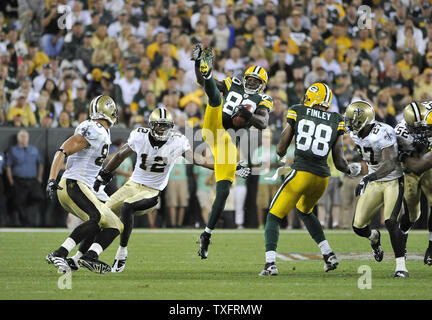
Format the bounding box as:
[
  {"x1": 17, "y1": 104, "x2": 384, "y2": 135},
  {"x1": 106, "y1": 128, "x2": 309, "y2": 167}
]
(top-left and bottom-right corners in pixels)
[{"x1": 1, "y1": 228, "x2": 432, "y2": 300}]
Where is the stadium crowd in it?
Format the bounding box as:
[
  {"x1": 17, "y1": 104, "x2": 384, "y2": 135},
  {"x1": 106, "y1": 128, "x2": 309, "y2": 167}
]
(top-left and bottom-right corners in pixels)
[{"x1": 0, "y1": 0, "x2": 431, "y2": 229}]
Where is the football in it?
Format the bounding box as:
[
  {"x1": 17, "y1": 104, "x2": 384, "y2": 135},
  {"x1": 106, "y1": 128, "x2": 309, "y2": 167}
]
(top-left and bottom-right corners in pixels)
[{"x1": 232, "y1": 104, "x2": 253, "y2": 128}]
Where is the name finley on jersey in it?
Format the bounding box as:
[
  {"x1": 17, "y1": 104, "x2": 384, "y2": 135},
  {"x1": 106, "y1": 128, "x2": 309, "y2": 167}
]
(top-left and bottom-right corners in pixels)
[{"x1": 306, "y1": 108, "x2": 331, "y2": 121}]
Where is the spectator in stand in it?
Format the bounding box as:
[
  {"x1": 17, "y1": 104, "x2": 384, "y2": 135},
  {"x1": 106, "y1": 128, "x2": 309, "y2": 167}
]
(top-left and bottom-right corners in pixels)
[
  {"x1": 6, "y1": 129, "x2": 44, "y2": 227},
  {"x1": 304, "y1": 57, "x2": 330, "y2": 88},
  {"x1": 17, "y1": 0, "x2": 45, "y2": 43},
  {"x1": 212, "y1": 13, "x2": 232, "y2": 55},
  {"x1": 375, "y1": 90, "x2": 398, "y2": 127},
  {"x1": 321, "y1": 47, "x2": 341, "y2": 83},
  {"x1": 381, "y1": 64, "x2": 411, "y2": 112},
  {"x1": 6, "y1": 93, "x2": 36, "y2": 127},
  {"x1": 33, "y1": 63, "x2": 55, "y2": 93},
  {"x1": 224, "y1": 46, "x2": 245, "y2": 75},
  {"x1": 0, "y1": 150, "x2": 8, "y2": 226},
  {"x1": 40, "y1": 0, "x2": 65, "y2": 58},
  {"x1": 413, "y1": 68, "x2": 432, "y2": 101}
]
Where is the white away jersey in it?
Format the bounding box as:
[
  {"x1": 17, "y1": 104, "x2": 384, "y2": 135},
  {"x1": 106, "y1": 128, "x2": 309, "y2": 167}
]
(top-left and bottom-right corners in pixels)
[
  {"x1": 350, "y1": 122, "x2": 403, "y2": 182},
  {"x1": 395, "y1": 120, "x2": 415, "y2": 154},
  {"x1": 62, "y1": 120, "x2": 111, "y2": 188},
  {"x1": 127, "y1": 128, "x2": 191, "y2": 190}
]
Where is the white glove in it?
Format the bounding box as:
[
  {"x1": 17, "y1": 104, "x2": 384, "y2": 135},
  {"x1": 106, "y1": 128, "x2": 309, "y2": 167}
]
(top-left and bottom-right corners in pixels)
[
  {"x1": 235, "y1": 160, "x2": 251, "y2": 179},
  {"x1": 191, "y1": 42, "x2": 203, "y2": 61},
  {"x1": 348, "y1": 163, "x2": 362, "y2": 177},
  {"x1": 264, "y1": 166, "x2": 291, "y2": 181}
]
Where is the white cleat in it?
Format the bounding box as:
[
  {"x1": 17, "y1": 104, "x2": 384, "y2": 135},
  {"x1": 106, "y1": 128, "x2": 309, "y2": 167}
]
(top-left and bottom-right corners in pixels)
[
  {"x1": 111, "y1": 257, "x2": 127, "y2": 273},
  {"x1": 259, "y1": 263, "x2": 279, "y2": 276}
]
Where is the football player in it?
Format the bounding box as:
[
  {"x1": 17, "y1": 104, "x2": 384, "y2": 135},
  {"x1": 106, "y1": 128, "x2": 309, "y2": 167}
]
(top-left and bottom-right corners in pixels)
[
  {"x1": 403, "y1": 107, "x2": 432, "y2": 265},
  {"x1": 259, "y1": 83, "x2": 362, "y2": 276},
  {"x1": 45, "y1": 95, "x2": 123, "y2": 274},
  {"x1": 345, "y1": 100, "x2": 408, "y2": 278},
  {"x1": 396, "y1": 102, "x2": 432, "y2": 266},
  {"x1": 69, "y1": 107, "x2": 250, "y2": 273},
  {"x1": 192, "y1": 44, "x2": 274, "y2": 259}
]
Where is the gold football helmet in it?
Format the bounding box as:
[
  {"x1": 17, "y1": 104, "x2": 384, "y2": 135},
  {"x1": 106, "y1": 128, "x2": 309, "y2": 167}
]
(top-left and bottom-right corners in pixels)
[
  {"x1": 344, "y1": 100, "x2": 375, "y2": 134},
  {"x1": 149, "y1": 107, "x2": 174, "y2": 141},
  {"x1": 424, "y1": 109, "x2": 432, "y2": 141},
  {"x1": 243, "y1": 65, "x2": 268, "y2": 94},
  {"x1": 403, "y1": 101, "x2": 428, "y2": 138},
  {"x1": 303, "y1": 82, "x2": 333, "y2": 109},
  {"x1": 89, "y1": 95, "x2": 117, "y2": 127}
]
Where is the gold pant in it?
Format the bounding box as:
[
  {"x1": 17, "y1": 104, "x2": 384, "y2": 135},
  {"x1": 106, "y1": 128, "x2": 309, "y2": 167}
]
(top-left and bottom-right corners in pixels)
[
  {"x1": 269, "y1": 169, "x2": 329, "y2": 218},
  {"x1": 57, "y1": 178, "x2": 123, "y2": 232},
  {"x1": 353, "y1": 177, "x2": 404, "y2": 229},
  {"x1": 403, "y1": 170, "x2": 432, "y2": 223},
  {"x1": 202, "y1": 103, "x2": 237, "y2": 182}
]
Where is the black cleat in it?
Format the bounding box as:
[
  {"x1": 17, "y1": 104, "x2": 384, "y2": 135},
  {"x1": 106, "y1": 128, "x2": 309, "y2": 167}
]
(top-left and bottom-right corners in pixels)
[
  {"x1": 197, "y1": 232, "x2": 211, "y2": 259},
  {"x1": 424, "y1": 247, "x2": 432, "y2": 266},
  {"x1": 78, "y1": 254, "x2": 111, "y2": 274},
  {"x1": 392, "y1": 270, "x2": 409, "y2": 278},
  {"x1": 258, "y1": 262, "x2": 279, "y2": 276},
  {"x1": 323, "y1": 252, "x2": 339, "y2": 272},
  {"x1": 370, "y1": 230, "x2": 384, "y2": 262},
  {"x1": 46, "y1": 252, "x2": 71, "y2": 273},
  {"x1": 66, "y1": 258, "x2": 79, "y2": 271}
]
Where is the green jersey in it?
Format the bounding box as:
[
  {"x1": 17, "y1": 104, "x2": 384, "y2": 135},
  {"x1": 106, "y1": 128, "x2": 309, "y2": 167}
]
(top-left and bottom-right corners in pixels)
[
  {"x1": 286, "y1": 104, "x2": 345, "y2": 177},
  {"x1": 219, "y1": 76, "x2": 273, "y2": 130}
]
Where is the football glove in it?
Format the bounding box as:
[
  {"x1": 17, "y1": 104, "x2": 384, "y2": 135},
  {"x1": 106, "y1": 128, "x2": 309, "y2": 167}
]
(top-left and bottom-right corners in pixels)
[
  {"x1": 191, "y1": 42, "x2": 203, "y2": 61},
  {"x1": 232, "y1": 105, "x2": 253, "y2": 122},
  {"x1": 398, "y1": 150, "x2": 411, "y2": 163},
  {"x1": 235, "y1": 160, "x2": 251, "y2": 179},
  {"x1": 93, "y1": 169, "x2": 113, "y2": 192},
  {"x1": 413, "y1": 137, "x2": 429, "y2": 153},
  {"x1": 348, "y1": 163, "x2": 362, "y2": 177},
  {"x1": 46, "y1": 179, "x2": 63, "y2": 200},
  {"x1": 354, "y1": 174, "x2": 374, "y2": 197}
]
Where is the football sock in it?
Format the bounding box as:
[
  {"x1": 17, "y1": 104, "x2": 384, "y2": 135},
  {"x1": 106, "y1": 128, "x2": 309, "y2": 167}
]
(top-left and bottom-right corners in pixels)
[
  {"x1": 120, "y1": 202, "x2": 135, "y2": 247},
  {"x1": 70, "y1": 250, "x2": 83, "y2": 262},
  {"x1": 399, "y1": 212, "x2": 413, "y2": 233},
  {"x1": 56, "y1": 237, "x2": 76, "y2": 257},
  {"x1": 265, "y1": 213, "x2": 282, "y2": 252},
  {"x1": 119, "y1": 197, "x2": 158, "y2": 247},
  {"x1": 204, "y1": 76, "x2": 222, "y2": 107},
  {"x1": 77, "y1": 234, "x2": 96, "y2": 255},
  {"x1": 206, "y1": 180, "x2": 232, "y2": 230},
  {"x1": 385, "y1": 218, "x2": 405, "y2": 258},
  {"x1": 68, "y1": 220, "x2": 100, "y2": 247},
  {"x1": 265, "y1": 250, "x2": 277, "y2": 264},
  {"x1": 295, "y1": 208, "x2": 326, "y2": 244},
  {"x1": 368, "y1": 229, "x2": 379, "y2": 244},
  {"x1": 395, "y1": 256, "x2": 408, "y2": 272},
  {"x1": 318, "y1": 240, "x2": 332, "y2": 255},
  {"x1": 352, "y1": 225, "x2": 372, "y2": 238},
  {"x1": 204, "y1": 227, "x2": 213, "y2": 234},
  {"x1": 88, "y1": 228, "x2": 120, "y2": 258},
  {"x1": 115, "y1": 246, "x2": 128, "y2": 259}
]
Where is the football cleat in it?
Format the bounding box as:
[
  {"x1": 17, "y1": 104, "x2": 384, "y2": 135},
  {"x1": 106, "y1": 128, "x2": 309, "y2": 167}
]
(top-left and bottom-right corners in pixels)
[
  {"x1": 323, "y1": 252, "x2": 339, "y2": 272},
  {"x1": 199, "y1": 47, "x2": 213, "y2": 79},
  {"x1": 66, "y1": 257, "x2": 80, "y2": 271},
  {"x1": 424, "y1": 247, "x2": 432, "y2": 266},
  {"x1": 46, "y1": 252, "x2": 71, "y2": 273},
  {"x1": 111, "y1": 257, "x2": 127, "y2": 273},
  {"x1": 392, "y1": 270, "x2": 409, "y2": 278},
  {"x1": 78, "y1": 254, "x2": 111, "y2": 274},
  {"x1": 370, "y1": 229, "x2": 384, "y2": 262},
  {"x1": 258, "y1": 262, "x2": 279, "y2": 276},
  {"x1": 197, "y1": 232, "x2": 211, "y2": 259}
]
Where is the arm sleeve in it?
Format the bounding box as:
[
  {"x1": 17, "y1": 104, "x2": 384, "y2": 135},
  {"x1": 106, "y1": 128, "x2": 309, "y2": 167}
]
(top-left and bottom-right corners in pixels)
[
  {"x1": 258, "y1": 95, "x2": 274, "y2": 112},
  {"x1": 286, "y1": 106, "x2": 297, "y2": 128},
  {"x1": 126, "y1": 129, "x2": 139, "y2": 152},
  {"x1": 379, "y1": 126, "x2": 398, "y2": 150},
  {"x1": 76, "y1": 121, "x2": 100, "y2": 147}
]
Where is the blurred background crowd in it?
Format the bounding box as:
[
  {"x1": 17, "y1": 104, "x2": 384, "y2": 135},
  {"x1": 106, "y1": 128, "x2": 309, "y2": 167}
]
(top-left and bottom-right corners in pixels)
[{"x1": 0, "y1": 0, "x2": 431, "y2": 230}]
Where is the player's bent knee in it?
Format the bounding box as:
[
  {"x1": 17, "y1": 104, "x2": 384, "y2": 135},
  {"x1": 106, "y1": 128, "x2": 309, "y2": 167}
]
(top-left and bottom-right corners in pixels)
[{"x1": 352, "y1": 225, "x2": 370, "y2": 237}]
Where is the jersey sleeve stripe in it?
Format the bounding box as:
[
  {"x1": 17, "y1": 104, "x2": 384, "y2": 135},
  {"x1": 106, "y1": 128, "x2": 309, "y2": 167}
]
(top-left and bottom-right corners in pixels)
[
  {"x1": 224, "y1": 78, "x2": 232, "y2": 91},
  {"x1": 287, "y1": 114, "x2": 297, "y2": 120},
  {"x1": 259, "y1": 100, "x2": 273, "y2": 110}
]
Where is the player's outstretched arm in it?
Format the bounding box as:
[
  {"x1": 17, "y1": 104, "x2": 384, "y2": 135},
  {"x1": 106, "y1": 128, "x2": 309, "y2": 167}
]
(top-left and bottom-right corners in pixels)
[
  {"x1": 332, "y1": 135, "x2": 351, "y2": 175},
  {"x1": 183, "y1": 150, "x2": 214, "y2": 170},
  {"x1": 94, "y1": 143, "x2": 134, "y2": 191},
  {"x1": 405, "y1": 151, "x2": 432, "y2": 175},
  {"x1": 276, "y1": 123, "x2": 294, "y2": 158}
]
